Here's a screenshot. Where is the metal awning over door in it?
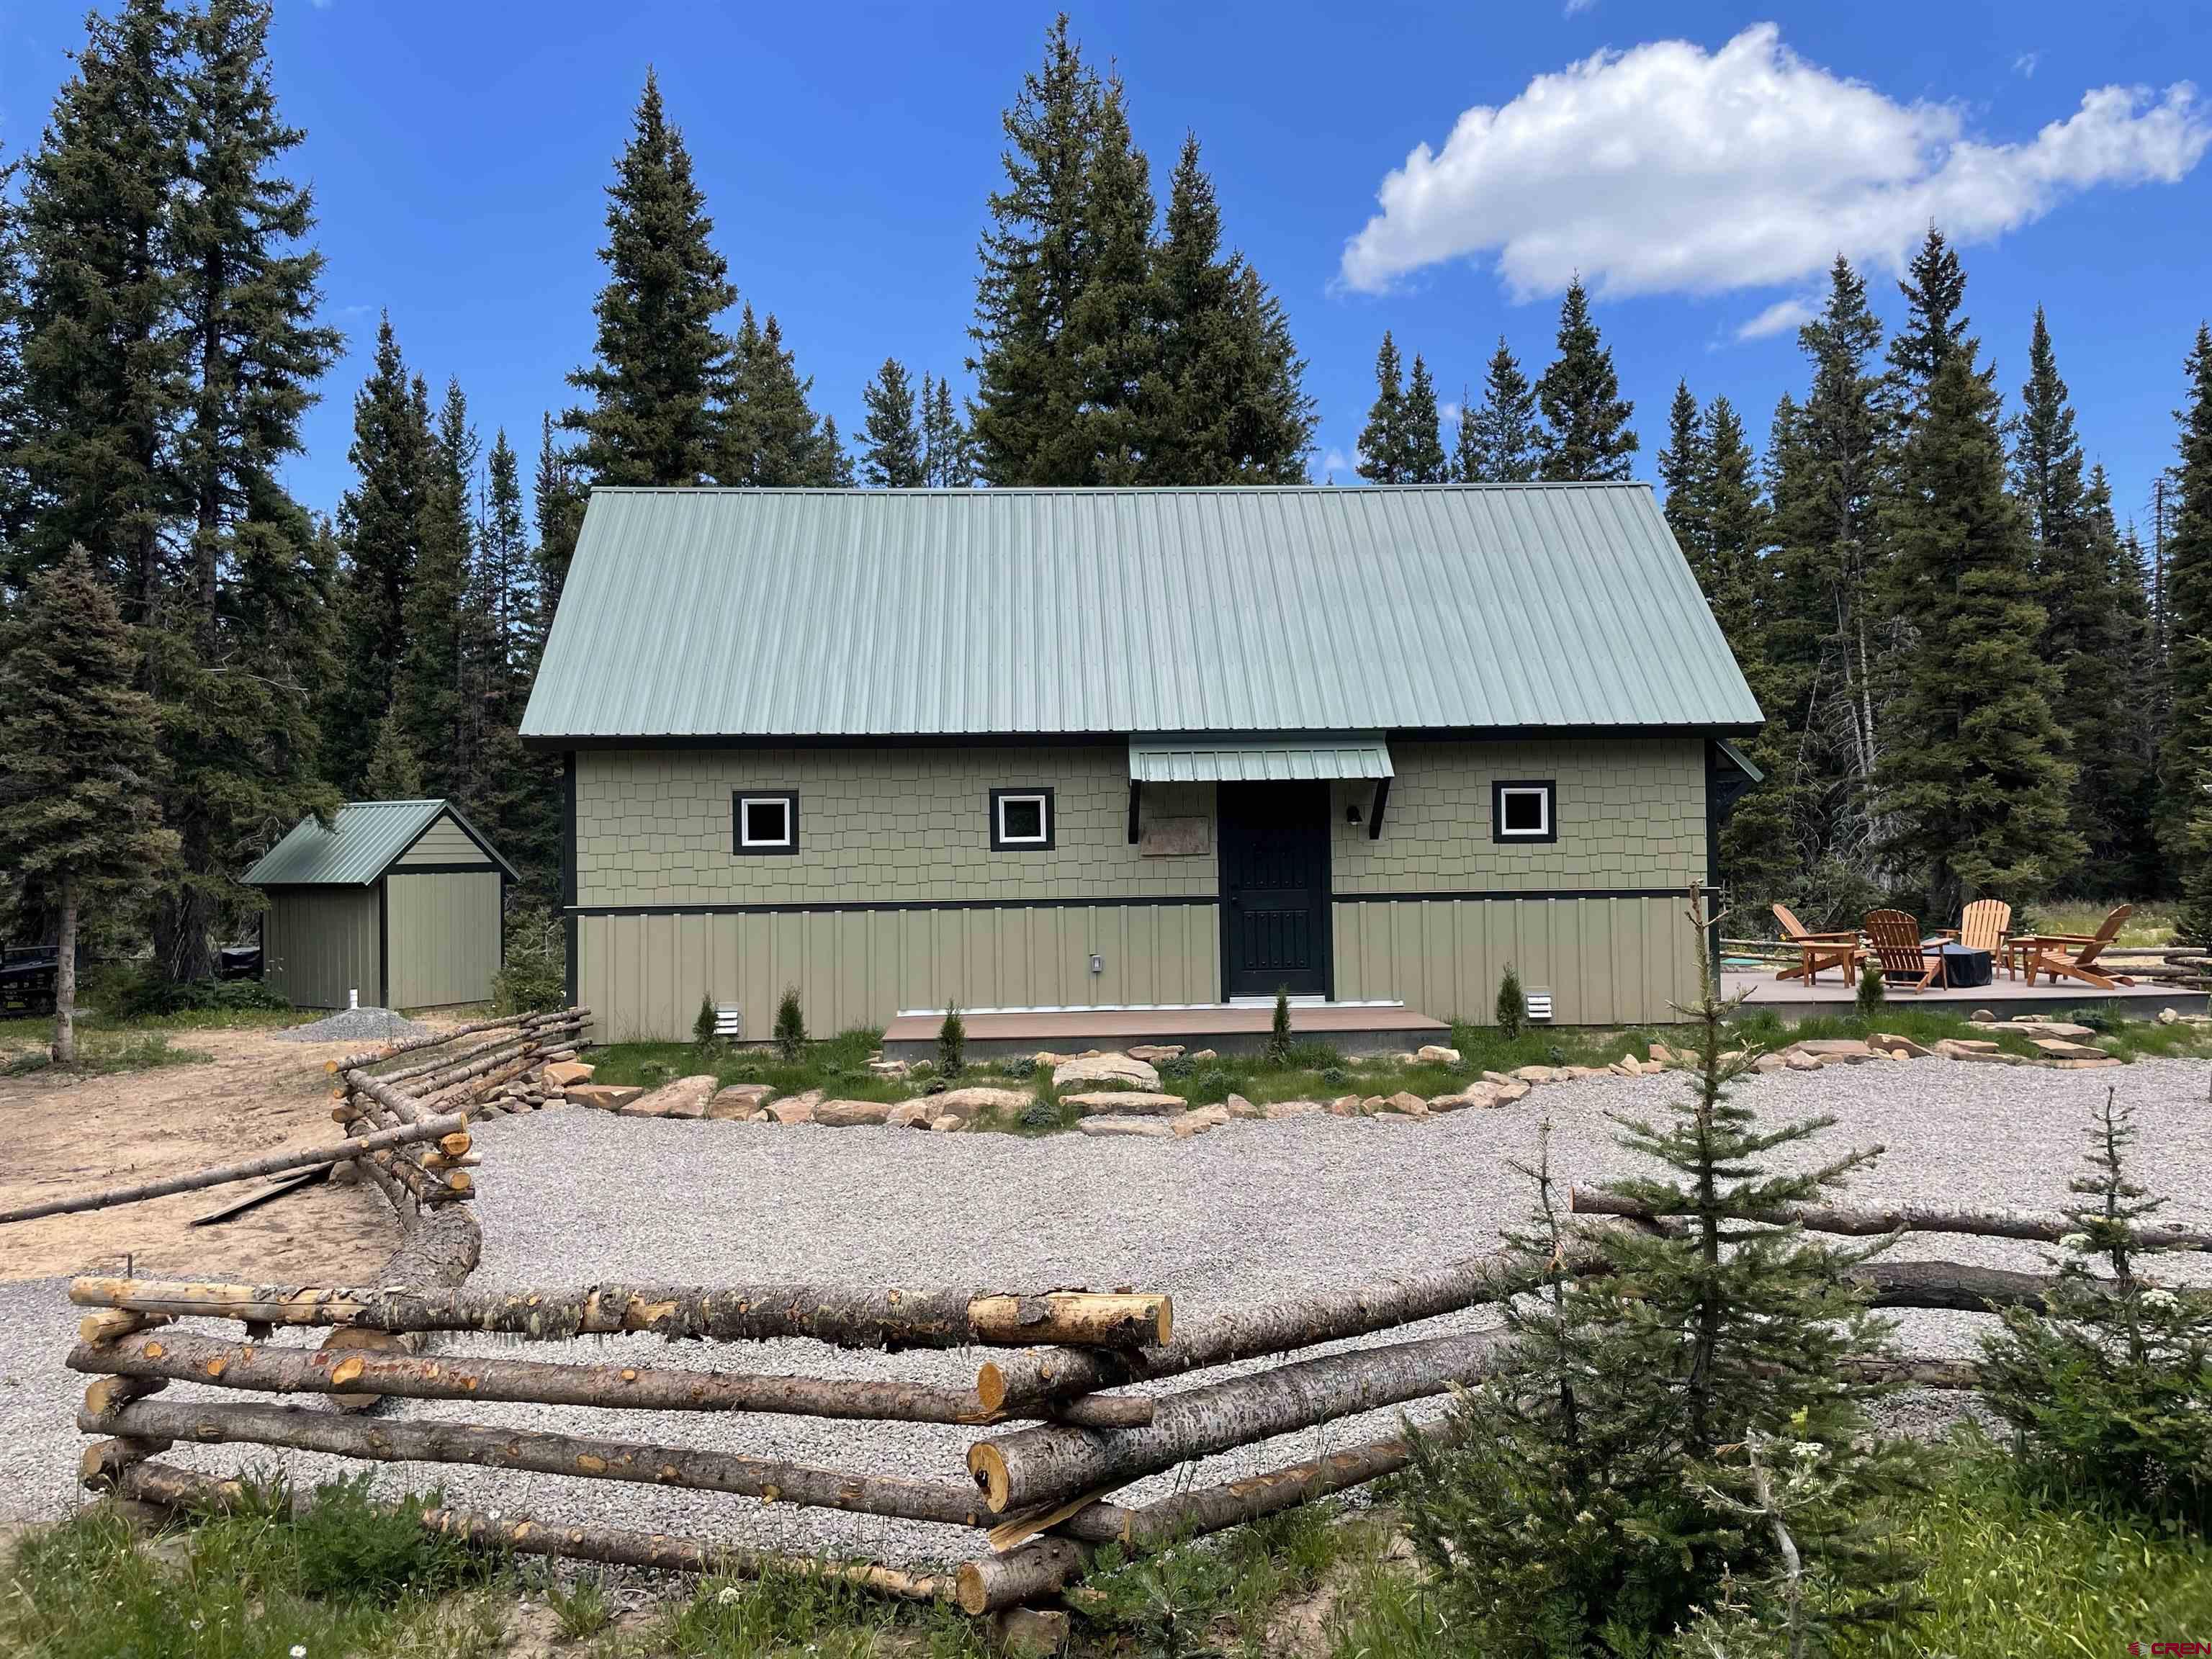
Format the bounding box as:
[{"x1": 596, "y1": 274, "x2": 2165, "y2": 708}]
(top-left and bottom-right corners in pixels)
[{"x1": 1128, "y1": 733, "x2": 1393, "y2": 785}]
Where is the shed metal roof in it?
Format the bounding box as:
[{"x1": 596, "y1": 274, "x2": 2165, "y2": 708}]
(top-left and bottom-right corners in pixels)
[
  {"x1": 1130, "y1": 733, "x2": 1393, "y2": 784},
  {"x1": 519, "y1": 485, "x2": 1762, "y2": 742},
  {"x1": 243, "y1": 800, "x2": 516, "y2": 887}
]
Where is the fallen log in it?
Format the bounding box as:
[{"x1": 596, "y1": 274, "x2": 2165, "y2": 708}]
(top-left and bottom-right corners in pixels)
[
  {"x1": 1064, "y1": 1434, "x2": 1414, "y2": 1550},
  {"x1": 70, "y1": 1326, "x2": 1138, "y2": 1425},
  {"x1": 109, "y1": 1460, "x2": 948, "y2": 1601},
  {"x1": 1856, "y1": 1259, "x2": 2056, "y2": 1313},
  {"x1": 976, "y1": 1250, "x2": 1531, "y2": 1413},
  {"x1": 967, "y1": 1328, "x2": 1509, "y2": 1514},
  {"x1": 0, "y1": 1112, "x2": 471, "y2": 1226},
  {"x1": 328, "y1": 1007, "x2": 588, "y2": 1074},
  {"x1": 69, "y1": 1279, "x2": 1171, "y2": 1352},
  {"x1": 1571, "y1": 1186, "x2": 2212, "y2": 1254},
  {"x1": 372, "y1": 1020, "x2": 580, "y2": 1089},
  {"x1": 956, "y1": 1537, "x2": 1089, "y2": 1616},
  {"x1": 322, "y1": 1199, "x2": 482, "y2": 1411},
  {"x1": 80, "y1": 1398, "x2": 990, "y2": 1526}
]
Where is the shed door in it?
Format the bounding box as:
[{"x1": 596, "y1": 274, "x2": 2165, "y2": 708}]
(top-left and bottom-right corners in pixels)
[{"x1": 1217, "y1": 783, "x2": 1331, "y2": 998}]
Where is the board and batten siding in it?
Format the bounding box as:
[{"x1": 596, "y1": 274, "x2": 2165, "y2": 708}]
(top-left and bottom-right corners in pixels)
[
  {"x1": 263, "y1": 887, "x2": 379, "y2": 1011},
  {"x1": 573, "y1": 746, "x2": 1218, "y2": 1040},
  {"x1": 387, "y1": 870, "x2": 504, "y2": 1009},
  {"x1": 390, "y1": 812, "x2": 490, "y2": 869}
]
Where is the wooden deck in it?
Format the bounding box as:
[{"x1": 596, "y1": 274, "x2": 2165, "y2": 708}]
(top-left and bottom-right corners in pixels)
[
  {"x1": 881, "y1": 1002, "x2": 1451, "y2": 1060},
  {"x1": 1720, "y1": 969, "x2": 2197, "y2": 1024}
]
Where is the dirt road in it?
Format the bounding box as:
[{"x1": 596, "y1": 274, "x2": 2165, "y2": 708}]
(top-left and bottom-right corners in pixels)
[{"x1": 0, "y1": 1024, "x2": 411, "y2": 1283}]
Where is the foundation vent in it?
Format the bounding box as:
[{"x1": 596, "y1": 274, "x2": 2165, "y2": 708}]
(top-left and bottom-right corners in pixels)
[{"x1": 1527, "y1": 989, "x2": 1555, "y2": 1023}]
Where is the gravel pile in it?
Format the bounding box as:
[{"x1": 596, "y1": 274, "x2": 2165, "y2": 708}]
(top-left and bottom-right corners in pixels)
[
  {"x1": 4, "y1": 1057, "x2": 2208, "y2": 1565},
  {"x1": 270, "y1": 1006, "x2": 436, "y2": 1046}
]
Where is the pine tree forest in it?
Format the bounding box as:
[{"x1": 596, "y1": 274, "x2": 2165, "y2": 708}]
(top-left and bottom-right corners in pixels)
[{"x1": 0, "y1": 6, "x2": 2203, "y2": 1004}]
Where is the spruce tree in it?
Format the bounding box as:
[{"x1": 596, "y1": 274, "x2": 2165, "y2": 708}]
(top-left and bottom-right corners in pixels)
[
  {"x1": 968, "y1": 15, "x2": 1100, "y2": 485},
  {"x1": 860, "y1": 358, "x2": 925, "y2": 487},
  {"x1": 1401, "y1": 354, "x2": 1447, "y2": 483},
  {"x1": 1534, "y1": 279, "x2": 1636, "y2": 481},
  {"x1": 1356, "y1": 331, "x2": 1408, "y2": 483},
  {"x1": 530, "y1": 410, "x2": 586, "y2": 637},
  {"x1": 0, "y1": 550, "x2": 175, "y2": 1062},
  {"x1": 921, "y1": 374, "x2": 978, "y2": 487},
  {"x1": 361, "y1": 706, "x2": 423, "y2": 800},
  {"x1": 565, "y1": 69, "x2": 734, "y2": 487},
  {"x1": 818, "y1": 414, "x2": 855, "y2": 487},
  {"x1": 0, "y1": 155, "x2": 35, "y2": 584},
  {"x1": 14, "y1": 0, "x2": 186, "y2": 613},
  {"x1": 720, "y1": 306, "x2": 835, "y2": 485},
  {"x1": 2166, "y1": 326, "x2": 2212, "y2": 935},
  {"x1": 1065, "y1": 74, "x2": 1153, "y2": 482},
  {"x1": 1458, "y1": 338, "x2": 1542, "y2": 482},
  {"x1": 1888, "y1": 226, "x2": 1972, "y2": 426},
  {"x1": 395, "y1": 377, "x2": 475, "y2": 801},
  {"x1": 1658, "y1": 379, "x2": 1710, "y2": 580},
  {"x1": 326, "y1": 316, "x2": 431, "y2": 793},
  {"x1": 1881, "y1": 346, "x2": 2080, "y2": 909},
  {"x1": 477, "y1": 427, "x2": 534, "y2": 721}
]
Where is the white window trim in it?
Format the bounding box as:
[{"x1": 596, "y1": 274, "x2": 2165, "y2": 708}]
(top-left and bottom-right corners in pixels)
[
  {"x1": 738, "y1": 795, "x2": 794, "y2": 849},
  {"x1": 1496, "y1": 786, "x2": 1552, "y2": 839},
  {"x1": 996, "y1": 791, "x2": 1051, "y2": 846}
]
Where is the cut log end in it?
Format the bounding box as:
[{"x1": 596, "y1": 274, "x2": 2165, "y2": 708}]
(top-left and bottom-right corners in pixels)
[
  {"x1": 967, "y1": 1292, "x2": 1171, "y2": 1350},
  {"x1": 975, "y1": 1361, "x2": 1012, "y2": 1416},
  {"x1": 967, "y1": 1442, "x2": 1012, "y2": 1513}
]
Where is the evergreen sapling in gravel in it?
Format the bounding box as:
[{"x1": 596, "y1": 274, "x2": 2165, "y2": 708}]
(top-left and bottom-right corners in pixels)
[
  {"x1": 1496, "y1": 963, "x2": 1527, "y2": 1040},
  {"x1": 773, "y1": 985, "x2": 806, "y2": 1063}
]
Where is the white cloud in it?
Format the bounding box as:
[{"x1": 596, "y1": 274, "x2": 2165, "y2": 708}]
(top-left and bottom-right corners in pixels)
[
  {"x1": 1338, "y1": 24, "x2": 2207, "y2": 300},
  {"x1": 1439, "y1": 400, "x2": 1462, "y2": 425},
  {"x1": 1735, "y1": 295, "x2": 1816, "y2": 340},
  {"x1": 2014, "y1": 51, "x2": 2041, "y2": 78},
  {"x1": 1321, "y1": 447, "x2": 1354, "y2": 478},
  {"x1": 1563, "y1": 0, "x2": 1597, "y2": 14}
]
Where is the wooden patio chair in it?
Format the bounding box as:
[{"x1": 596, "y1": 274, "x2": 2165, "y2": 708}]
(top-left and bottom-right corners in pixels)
[
  {"x1": 1938, "y1": 898, "x2": 2014, "y2": 980},
  {"x1": 2017, "y1": 904, "x2": 2138, "y2": 991},
  {"x1": 1771, "y1": 902, "x2": 1861, "y2": 985},
  {"x1": 1863, "y1": 909, "x2": 1943, "y2": 992}
]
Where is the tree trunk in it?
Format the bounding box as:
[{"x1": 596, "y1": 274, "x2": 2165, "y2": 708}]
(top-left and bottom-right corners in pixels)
[
  {"x1": 53, "y1": 873, "x2": 77, "y2": 1066},
  {"x1": 968, "y1": 1328, "x2": 1509, "y2": 1514},
  {"x1": 1572, "y1": 1185, "x2": 2212, "y2": 1254},
  {"x1": 976, "y1": 1249, "x2": 1530, "y2": 1413},
  {"x1": 0, "y1": 1112, "x2": 469, "y2": 1226},
  {"x1": 81, "y1": 1398, "x2": 989, "y2": 1526},
  {"x1": 69, "y1": 1277, "x2": 1166, "y2": 1352}
]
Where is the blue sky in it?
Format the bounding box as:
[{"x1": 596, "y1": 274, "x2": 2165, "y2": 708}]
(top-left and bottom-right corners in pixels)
[{"x1": 1, "y1": 1, "x2": 2206, "y2": 533}]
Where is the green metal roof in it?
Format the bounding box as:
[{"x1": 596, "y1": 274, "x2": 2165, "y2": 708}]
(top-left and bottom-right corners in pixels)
[
  {"x1": 519, "y1": 484, "x2": 1763, "y2": 742},
  {"x1": 1130, "y1": 733, "x2": 1393, "y2": 784},
  {"x1": 243, "y1": 800, "x2": 516, "y2": 887}
]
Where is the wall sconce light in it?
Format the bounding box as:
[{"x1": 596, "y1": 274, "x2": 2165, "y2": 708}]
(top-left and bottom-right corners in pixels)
[{"x1": 1345, "y1": 803, "x2": 1362, "y2": 825}]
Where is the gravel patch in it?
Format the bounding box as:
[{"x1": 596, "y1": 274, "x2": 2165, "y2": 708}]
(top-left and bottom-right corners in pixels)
[
  {"x1": 271, "y1": 1007, "x2": 434, "y2": 1046},
  {"x1": 5, "y1": 1057, "x2": 2209, "y2": 1566}
]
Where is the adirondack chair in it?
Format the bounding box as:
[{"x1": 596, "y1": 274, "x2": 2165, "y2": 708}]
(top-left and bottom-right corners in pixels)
[
  {"x1": 2017, "y1": 904, "x2": 2137, "y2": 990},
  {"x1": 1938, "y1": 899, "x2": 2014, "y2": 980},
  {"x1": 1863, "y1": 909, "x2": 1943, "y2": 992},
  {"x1": 1771, "y1": 902, "x2": 1860, "y2": 985}
]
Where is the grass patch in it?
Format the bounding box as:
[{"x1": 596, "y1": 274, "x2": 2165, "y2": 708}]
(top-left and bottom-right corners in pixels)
[
  {"x1": 1730, "y1": 1003, "x2": 2212, "y2": 1065},
  {"x1": 2035, "y1": 898, "x2": 2176, "y2": 947},
  {"x1": 0, "y1": 1026, "x2": 215, "y2": 1077},
  {"x1": 651, "y1": 1560, "x2": 989, "y2": 1657},
  {"x1": 590, "y1": 1026, "x2": 922, "y2": 1102}
]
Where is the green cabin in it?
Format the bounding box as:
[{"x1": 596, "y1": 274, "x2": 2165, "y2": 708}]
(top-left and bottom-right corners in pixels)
[
  {"x1": 243, "y1": 799, "x2": 516, "y2": 1011},
  {"x1": 519, "y1": 483, "x2": 1763, "y2": 1043}
]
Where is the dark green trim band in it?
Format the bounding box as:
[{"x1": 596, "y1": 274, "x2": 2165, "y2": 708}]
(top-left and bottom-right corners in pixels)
[
  {"x1": 385, "y1": 863, "x2": 503, "y2": 877},
  {"x1": 570, "y1": 895, "x2": 1221, "y2": 918}
]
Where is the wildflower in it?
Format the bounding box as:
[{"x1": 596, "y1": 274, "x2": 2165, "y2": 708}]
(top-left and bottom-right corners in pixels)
[
  {"x1": 2141, "y1": 1287, "x2": 2177, "y2": 1310},
  {"x1": 716, "y1": 1585, "x2": 740, "y2": 1606},
  {"x1": 2059, "y1": 1233, "x2": 2090, "y2": 1251},
  {"x1": 291, "y1": 1647, "x2": 308, "y2": 1658}
]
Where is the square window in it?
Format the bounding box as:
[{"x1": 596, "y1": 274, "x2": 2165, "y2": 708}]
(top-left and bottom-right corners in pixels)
[
  {"x1": 734, "y1": 791, "x2": 797, "y2": 855},
  {"x1": 1492, "y1": 781, "x2": 1556, "y2": 843},
  {"x1": 990, "y1": 788, "x2": 1055, "y2": 851}
]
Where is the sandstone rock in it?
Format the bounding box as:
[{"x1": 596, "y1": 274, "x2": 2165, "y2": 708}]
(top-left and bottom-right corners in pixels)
[
  {"x1": 1415, "y1": 1044, "x2": 1462, "y2": 1066},
  {"x1": 1753, "y1": 1052, "x2": 1786, "y2": 1074},
  {"x1": 928, "y1": 1086, "x2": 1031, "y2": 1122},
  {"x1": 1189, "y1": 1049, "x2": 1218, "y2": 1063},
  {"x1": 1617, "y1": 1055, "x2": 1645, "y2": 1076},
  {"x1": 1934, "y1": 1039, "x2": 2026, "y2": 1065},
  {"x1": 1387, "y1": 1051, "x2": 1419, "y2": 1066},
  {"x1": 1173, "y1": 1104, "x2": 1232, "y2": 1138},
  {"x1": 1377, "y1": 1091, "x2": 1430, "y2": 1117},
  {"x1": 816, "y1": 1098, "x2": 899, "y2": 1127},
  {"x1": 1427, "y1": 1085, "x2": 1496, "y2": 1112},
  {"x1": 1127, "y1": 1044, "x2": 1185, "y2": 1062},
  {"x1": 707, "y1": 1082, "x2": 773, "y2": 1120},
  {"x1": 930, "y1": 1115, "x2": 963, "y2": 1132},
  {"x1": 2006, "y1": 1020, "x2": 2095, "y2": 1039},
  {"x1": 2031, "y1": 1038, "x2": 2110, "y2": 1060},
  {"x1": 1563, "y1": 1066, "x2": 1608, "y2": 1080},
  {"x1": 765, "y1": 1089, "x2": 822, "y2": 1125},
  {"x1": 749, "y1": 1109, "x2": 771, "y2": 1122},
  {"x1": 1033, "y1": 1051, "x2": 1074, "y2": 1069},
  {"x1": 1937, "y1": 1038, "x2": 2000, "y2": 1055},
  {"x1": 1360, "y1": 1095, "x2": 1386, "y2": 1115},
  {"x1": 1514, "y1": 1065, "x2": 1560, "y2": 1084},
  {"x1": 621, "y1": 1075, "x2": 717, "y2": 1118},
  {"x1": 1647, "y1": 1043, "x2": 1678, "y2": 1066},
  {"x1": 1794, "y1": 1038, "x2": 1876, "y2": 1063},
  {"x1": 1483, "y1": 1070, "x2": 1515, "y2": 1086},
  {"x1": 1328, "y1": 1094, "x2": 1363, "y2": 1116},
  {"x1": 1784, "y1": 1050, "x2": 1823, "y2": 1071},
  {"x1": 886, "y1": 1101, "x2": 938, "y2": 1128},
  {"x1": 567, "y1": 1083, "x2": 642, "y2": 1111},
  {"x1": 1224, "y1": 1093, "x2": 1267, "y2": 1119},
  {"x1": 1052, "y1": 1053, "x2": 1162, "y2": 1092},
  {"x1": 866, "y1": 1058, "x2": 911, "y2": 1078},
  {"x1": 1969, "y1": 1008, "x2": 1997, "y2": 1024},
  {"x1": 1493, "y1": 1079, "x2": 1531, "y2": 1105},
  {"x1": 542, "y1": 1059, "x2": 595, "y2": 1088},
  {"x1": 2159, "y1": 1007, "x2": 2182, "y2": 1026},
  {"x1": 1075, "y1": 1115, "x2": 1175, "y2": 1139},
  {"x1": 1266, "y1": 1099, "x2": 1326, "y2": 1119},
  {"x1": 1063, "y1": 1091, "x2": 1188, "y2": 1118},
  {"x1": 1868, "y1": 1033, "x2": 1932, "y2": 1058}
]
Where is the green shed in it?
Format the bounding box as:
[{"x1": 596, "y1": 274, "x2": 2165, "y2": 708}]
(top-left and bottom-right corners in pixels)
[{"x1": 243, "y1": 799, "x2": 516, "y2": 1010}]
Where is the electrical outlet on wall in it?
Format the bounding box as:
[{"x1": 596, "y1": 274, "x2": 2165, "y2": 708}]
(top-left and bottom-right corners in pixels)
[{"x1": 1089, "y1": 953, "x2": 1104, "y2": 975}]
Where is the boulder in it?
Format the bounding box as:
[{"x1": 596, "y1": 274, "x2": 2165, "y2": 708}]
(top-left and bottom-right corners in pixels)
[
  {"x1": 1063, "y1": 1091, "x2": 1188, "y2": 1118},
  {"x1": 1938, "y1": 1038, "x2": 2000, "y2": 1054},
  {"x1": 887, "y1": 1101, "x2": 938, "y2": 1129},
  {"x1": 2031, "y1": 1038, "x2": 2110, "y2": 1060},
  {"x1": 766, "y1": 1090, "x2": 823, "y2": 1125},
  {"x1": 930, "y1": 1115, "x2": 964, "y2": 1132},
  {"x1": 1033, "y1": 1051, "x2": 1074, "y2": 1069},
  {"x1": 2006, "y1": 1020, "x2": 2095, "y2": 1039},
  {"x1": 1647, "y1": 1043, "x2": 1678, "y2": 1066},
  {"x1": 2158, "y1": 1007, "x2": 2181, "y2": 1027},
  {"x1": 1127, "y1": 1044, "x2": 1186, "y2": 1063},
  {"x1": 928, "y1": 1086, "x2": 1032, "y2": 1122},
  {"x1": 542, "y1": 1059, "x2": 595, "y2": 1088},
  {"x1": 567, "y1": 1083, "x2": 642, "y2": 1112},
  {"x1": 1493, "y1": 1079, "x2": 1531, "y2": 1105},
  {"x1": 1173, "y1": 1103, "x2": 1232, "y2": 1138},
  {"x1": 866, "y1": 1058, "x2": 911, "y2": 1078},
  {"x1": 1969, "y1": 1008, "x2": 1997, "y2": 1024},
  {"x1": 1793, "y1": 1039, "x2": 1876, "y2": 1063},
  {"x1": 707, "y1": 1082, "x2": 775, "y2": 1120},
  {"x1": 1075, "y1": 1115, "x2": 1175, "y2": 1139},
  {"x1": 1051, "y1": 1053, "x2": 1162, "y2": 1092},
  {"x1": 1327, "y1": 1094, "x2": 1364, "y2": 1116},
  {"x1": 621, "y1": 1075, "x2": 717, "y2": 1118},
  {"x1": 1868, "y1": 1033, "x2": 1932, "y2": 1059},
  {"x1": 1514, "y1": 1065, "x2": 1559, "y2": 1084},
  {"x1": 1784, "y1": 1049, "x2": 1823, "y2": 1071},
  {"x1": 1188, "y1": 1049, "x2": 1218, "y2": 1063},
  {"x1": 1223, "y1": 1093, "x2": 1267, "y2": 1119},
  {"x1": 1752, "y1": 1052, "x2": 1786, "y2": 1074},
  {"x1": 1483, "y1": 1070, "x2": 1515, "y2": 1086},
  {"x1": 1428, "y1": 1085, "x2": 1497, "y2": 1112},
  {"x1": 1266, "y1": 1099, "x2": 1326, "y2": 1119},
  {"x1": 1617, "y1": 1055, "x2": 1646, "y2": 1076},
  {"x1": 1415, "y1": 1044, "x2": 1462, "y2": 1066},
  {"x1": 1933, "y1": 1039, "x2": 2027, "y2": 1065},
  {"x1": 816, "y1": 1098, "x2": 899, "y2": 1128}
]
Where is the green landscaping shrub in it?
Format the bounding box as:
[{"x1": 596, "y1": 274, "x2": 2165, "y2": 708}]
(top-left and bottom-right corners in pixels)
[
  {"x1": 1267, "y1": 987, "x2": 1293, "y2": 1066},
  {"x1": 1320, "y1": 1065, "x2": 1350, "y2": 1090},
  {"x1": 292, "y1": 1473, "x2": 475, "y2": 1604},
  {"x1": 938, "y1": 1003, "x2": 965, "y2": 1076},
  {"x1": 493, "y1": 904, "x2": 567, "y2": 1012},
  {"x1": 1495, "y1": 963, "x2": 1527, "y2": 1039},
  {"x1": 693, "y1": 993, "x2": 718, "y2": 1048},
  {"x1": 1186, "y1": 1064, "x2": 1237, "y2": 1105},
  {"x1": 110, "y1": 969, "x2": 290, "y2": 1018},
  {"x1": 1856, "y1": 961, "x2": 1887, "y2": 1018},
  {"x1": 1158, "y1": 1053, "x2": 1195, "y2": 1081},
  {"x1": 773, "y1": 984, "x2": 806, "y2": 1061},
  {"x1": 1979, "y1": 1088, "x2": 2212, "y2": 1530}
]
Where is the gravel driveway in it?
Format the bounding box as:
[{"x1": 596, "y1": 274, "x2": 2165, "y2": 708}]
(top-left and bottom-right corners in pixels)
[{"x1": 4, "y1": 1057, "x2": 2209, "y2": 1567}]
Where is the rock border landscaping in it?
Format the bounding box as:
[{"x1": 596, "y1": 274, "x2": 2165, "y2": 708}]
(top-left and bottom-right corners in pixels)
[{"x1": 546, "y1": 1010, "x2": 2197, "y2": 1142}]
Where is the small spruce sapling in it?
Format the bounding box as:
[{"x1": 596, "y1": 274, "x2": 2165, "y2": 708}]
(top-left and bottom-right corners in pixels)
[
  {"x1": 693, "y1": 994, "x2": 718, "y2": 1049},
  {"x1": 938, "y1": 1004, "x2": 966, "y2": 1077},
  {"x1": 773, "y1": 985, "x2": 806, "y2": 1063},
  {"x1": 1979, "y1": 1087, "x2": 2212, "y2": 1527},
  {"x1": 1854, "y1": 960, "x2": 1887, "y2": 1020},
  {"x1": 1267, "y1": 988, "x2": 1293, "y2": 1066},
  {"x1": 1495, "y1": 963, "x2": 1527, "y2": 1040}
]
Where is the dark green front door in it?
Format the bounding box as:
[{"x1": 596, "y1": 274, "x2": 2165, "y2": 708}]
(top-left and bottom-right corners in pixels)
[{"x1": 1217, "y1": 783, "x2": 1331, "y2": 999}]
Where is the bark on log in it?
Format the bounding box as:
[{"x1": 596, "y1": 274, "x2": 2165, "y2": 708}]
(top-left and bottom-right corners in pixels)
[
  {"x1": 1571, "y1": 1186, "x2": 2212, "y2": 1254},
  {"x1": 374, "y1": 1021, "x2": 580, "y2": 1090},
  {"x1": 81, "y1": 1398, "x2": 991, "y2": 1526},
  {"x1": 0, "y1": 1112, "x2": 470, "y2": 1226},
  {"x1": 69, "y1": 1279, "x2": 1172, "y2": 1351},
  {"x1": 1856, "y1": 1259, "x2": 2056, "y2": 1313},
  {"x1": 328, "y1": 1007, "x2": 588, "y2": 1074},
  {"x1": 1061, "y1": 1435, "x2": 1415, "y2": 1550},
  {"x1": 402, "y1": 1038, "x2": 579, "y2": 1106},
  {"x1": 956, "y1": 1538, "x2": 1089, "y2": 1615},
  {"x1": 976, "y1": 1251, "x2": 1531, "y2": 1413},
  {"x1": 324, "y1": 1200, "x2": 482, "y2": 1411},
  {"x1": 968, "y1": 1328, "x2": 1509, "y2": 1514},
  {"x1": 84, "y1": 1375, "x2": 167, "y2": 1415},
  {"x1": 79, "y1": 1437, "x2": 171, "y2": 1491}
]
